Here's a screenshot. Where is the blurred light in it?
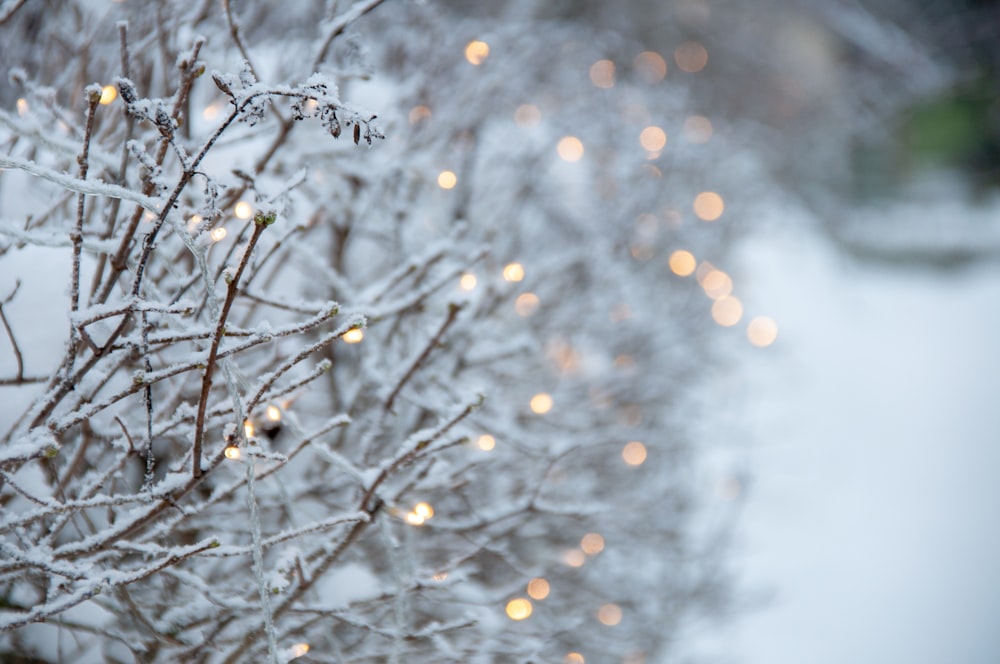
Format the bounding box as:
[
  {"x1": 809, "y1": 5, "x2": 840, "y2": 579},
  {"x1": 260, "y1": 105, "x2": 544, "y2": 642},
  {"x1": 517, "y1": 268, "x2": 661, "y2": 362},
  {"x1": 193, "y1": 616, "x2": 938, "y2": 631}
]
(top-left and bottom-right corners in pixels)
[
  {"x1": 477, "y1": 434, "x2": 496, "y2": 451},
  {"x1": 527, "y1": 577, "x2": 550, "y2": 600},
  {"x1": 305, "y1": 99, "x2": 319, "y2": 114},
  {"x1": 343, "y1": 328, "x2": 364, "y2": 344},
  {"x1": 747, "y1": 316, "x2": 778, "y2": 347},
  {"x1": 224, "y1": 445, "x2": 241, "y2": 460},
  {"x1": 289, "y1": 643, "x2": 309, "y2": 659},
  {"x1": 405, "y1": 511, "x2": 426, "y2": 526},
  {"x1": 589, "y1": 59, "x2": 615, "y2": 88},
  {"x1": 634, "y1": 51, "x2": 667, "y2": 83},
  {"x1": 598, "y1": 603, "x2": 623, "y2": 626},
  {"x1": 503, "y1": 262, "x2": 525, "y2": 282},
  {"x1": 16, "y1": 98, "x2": 28, "y2": 116},
  {"x1": 187, "y1": 214, "x2": 204, "y2": 233},
  {"x1": 99, "y1": 85, "x2": 117, "y2": 105},
  {"x1": 506, "y1": 598, "x2": 533, "y2": 621},
  {"x1": 683, "y1": 115, "x2": 713, "y2": 143},
  {"x1": 514, "y1": 104, "x2": 541, "y2": 127},
  {"x1": 203, "y1": 103, "x2": 222, "y2": 121},
  {"x1": 459, "y1": 273, "x2": 478, "y2": 291},
  {"x1": 701, "y1": 269, "x2": 733, "y2": 299},
  {"x1": 433, "y1": 572, "x2": 448, "y2": 581},
  {"x1": 234, "y1": 201, "x2": 253, "y2": 220},
  {"x1": 622, "y1": 441, "x2": 647, "y2": 466},
  {"x1": 266, "y1": 405, "x2": 282, "y2": 422},
  {"x1": 438, "y1": 170, "x2": 458, "y2": 189},
  {"x1": 669, "y1": 250, "x2": 696, "y2": 276},
  {"x1": 674, "y1": 41, "x2": 708, "y2": 73},
  {"x1": 580, "y1": 533, "x2": 605, "y2": 555},
  {"x1": 639, "y1": 126, "x2": 667, "y2": 152},
  {"x1": 712, "y1": 296, "x2": 743, "y2": 327},
  {"x1": 530, "y1": 393, "x2": 553, "y2": 415},
  {"x1": 409, "y1": 105, "x2": 432, "y2": 125},
  {"x1": 693, "y1": 191, "x2": 724, "y2": 221},
  {"x1": 465, "y1": 40, "x2": 490, "y2": 65},
  {"x1": 557, "y1": 136, "x2": 584, "y2": 162},
  {"x1": 243, "y1": 420, "x2": 255, "y2": 439},
  {"x1": 565, "y1": 653, "x2": 585, "y2": 664},
  {"x1": 695, "y1": 260, "x2": 717, "y2": 284},
  {"x1": 414, "y1": 502, "x2": 434, "y2": 519},
  {"x1": 515, "y1": 292, "x2": 540, "y2": 316},
  {"x1": 563, "y1": 549, "x2": 586, "y2": 567}
]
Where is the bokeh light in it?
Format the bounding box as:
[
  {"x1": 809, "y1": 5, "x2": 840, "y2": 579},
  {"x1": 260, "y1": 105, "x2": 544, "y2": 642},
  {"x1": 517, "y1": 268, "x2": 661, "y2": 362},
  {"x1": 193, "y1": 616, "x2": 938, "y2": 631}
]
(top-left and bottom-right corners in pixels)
[
  {"x1": 506, "y1": 598, "x2": 533, "y2": 620},
  {"x1": 633, "y1": 51, "x2": 667, "y2": 83},
  {"x1": 598, "y1": 603, "x2": 623, "y2": 626},
  {"x1": 234, "y1": 201, "x2": 253, "y2": 220},
  {"x1": 565, "y1": 653, "x2": 585, "y2": 664},
  {"x1": 515, "y1": 292, "x2": 540, "y2": 316},
  {"x1": 580, "y1": 533, "x2": 605, "y2": 555},
  {"x1": 527, "y1": 578, "x2": 550, "y2": 600},
  {"x1": 711, "y1": 296, "x2": 743, "y2": 327},
  {"x1": 589, "y1": 59, "x2": 615, "y2": 88},
  {"x1": 674, "y1": 41, "x2": 708, "y2": 73},
  {"x1": 557, "y1": 136, "x2": 585, "y2": 162},
  {"x1": 683, "y1": 115, "x2": 713, "y2": 143},
  {"x1": 639, "y1": 126, "x2": 667, "y2": 152},
  {"x1": 701, "y1": 269, "x2": 733, "y2": 299},
  {"x1": 99, "y1": 85, "x2": 117, "y2": 105},
  {"x1": 409, "y1": 105, "x2": 432, "y2": 125},
  {"x1": 669, "y1": 250, "x2": 696, "y2": 276},
  {"x1": 465, "y1": 40, "x2": 490, "y2": 65},
  {"x1": 343, "y1": 328, "x2": 364, "y2": 344},
  {"x1": 459, "y1": 273, "x2": 477, "y2": 291},
  {"x1": 693, "y1": 191, "x2": 724, "y2": 221},
  {"x1": 438, "y1": 170, "x2": 457, "y2": 189},
  {"x1": 530, "y1": 393, "x2": 553, "y2": 415},
  {"x1": 503, "y1": 262, "x2": 525, "y2": 282},
  {"x1": 514, "y1": 104, "x2": 541, "y2": 127},
  {"x1": 622, "y1": 441, "x2": 647, "y2": 466},
  {"x1": 747, "y1": 316, "x2": 778, "y2": 347},
  {"x1": 210, "y1": 227, "x2": 227, "y2": 242},
  {"x1": 563, "y1": 549, "x2": 586, "y2": 567},
  {"x1": 477, "y1": 434, "x2": 496, "y2": 451}
]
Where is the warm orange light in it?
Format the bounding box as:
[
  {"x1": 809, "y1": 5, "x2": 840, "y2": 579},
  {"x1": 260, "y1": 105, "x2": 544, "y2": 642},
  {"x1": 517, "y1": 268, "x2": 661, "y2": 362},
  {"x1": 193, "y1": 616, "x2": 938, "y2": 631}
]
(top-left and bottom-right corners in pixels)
[
  {"x1": 414, "y1": 502, "x2": 434, "y2": 519},
  {"x1": 289, "y1": 643, "x2": 310, "y2": 659},
  {"x1": 409, "y1": 105, "x2": 432, "y2": 125},
  {"x1": 634, "y1": 51, "x2": 668, "y2": 83},
  {"x1": 747, "y1": 316, "x2": 778, "y2": 347},
  {"x1": 459, "y1": 273, "x2": 477, "y2": 291},
  {"x1": 210, "y1": 227, "x2": 227, "y2": 242},
  {"x1": 266, "y1": 405, "x2": 282, "y2": 422},
  {"x1": 639, "y1": 126, "x2": 667, "y2": 152},
  {"x1": 224, "y1": 445, "x2": 241, "y2": 460},
  {"x1": 530, "y1": 393, "x2": 553, "y2": 415},
  {"x1": 243, "y1": 420, "x2": 255, "y2": 439},
  {"x1": 668, "y1": 250, "x2": 696, "y2": 276},
  {"x1": 99, "y1": 85, "x2": 117, "y2": 105},
  {"x1": 515, "y1": 292, "x2": 540, "y2": 317},
  {"x1": 477, "y1": 434, "x2": 496, "y2": 451},
  {"x1": 503, "y1": 262, "x2": 525, "y2": 282},
  {"x1": 527, "y1": 577, "x2": 550, "y2": 600},
  {"x1": 683, "y1": 115, "x2": 713, "y2": 143},
  {"x1": 711, "y1": 296, "x2": 743, "y2": 327},
  {"x1": 701, "y1": 269, "x2": 733, "y2": 300},
  {"x1": 465, "y1": 40, "x2": 490, "y2": 65},
  {"x1": 557, "y1": 136, "x2": 584, "y2": 162},
  {"x1": 438, "y1": 170, "x2": 457, "y2": 189},
  {"x1": 674, "y1": 41, "x2": 708, "y2": 73},
  {"x1": 343, "y1": 328, "x2": 364, "y2": 344},
  {"x1": 506, "y1": 598, "x2": 533, "y2": 621},
  {"x1": 693, "y1": 191, "x2": 724, "y2": 221},
  {"x1": 622, "y1": 441, "x2": 647, "y2": 466},
  {"x1": 580, "y1": 533, "x2": 605, "y2": 555},
  {"x1": 514, "y1": 104, "x2": 541, "y2": 127},
  {"x1": 203, "y1": 103, "x2": 221, "y2": 121},
  {"x1": 563, "y1": 549, "x2": 586, "y2": 568},
  {"x1": 405, "y1": 511, "x2": 425, "y2": 526},
  {"x1": 565, "y1": 653, "x2": 585, "y2": 664},
  {"x1": 16, "y1": 98, "x2": 28, "y2": 116},
  {"x1": 598, "y1": 603, "x2": 623, "y2": 626},
  {"x1": 589, "y1": 59, "x2": 616, "y2": 88},
  {"x1": 234, "y1": 201, "x2": 253, "y2": 220}
]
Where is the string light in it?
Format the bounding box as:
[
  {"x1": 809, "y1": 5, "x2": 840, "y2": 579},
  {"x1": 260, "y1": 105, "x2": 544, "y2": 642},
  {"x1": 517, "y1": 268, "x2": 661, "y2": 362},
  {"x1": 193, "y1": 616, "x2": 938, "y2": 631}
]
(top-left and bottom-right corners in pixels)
[
  {"x1": 502, "y1": 262, "x2": 525, "y2": 282},
  {"x1": 633, "y1": 51, "x2": 667, "y2": 83},
  {"x1": 224, "y1": 445, "x2": 241, "y2": 460},
  {"x1": 405, "y1": 502, "x2": 434, "y2": 526},
  {"x1": 565, "y1": 653, "x2": 585, "y2": 664},
  {"x1": 343, "y1": 328, "x2": 364, "y2": 344},
  {"x1": 289, "y1": 643, "x2": 310, "y2": 659},
  {"x1": 459, "y1": 273, "x2": 477, "y2": 291},
  {"x1": 639, "y1": 126, "x2": 667, "y2": 152},
  {"x1": 527, "y1": 578, "x2": 550, "y2": 600},
  {"x1": 700, "y1": 269, "x2": 733, "y2": 299},
  {"x1": 234, "y1": 201, "x2": 253, "y2": 220},
  {"x1": 580, "y1": 533, "x2": 605, "y2": 555},
  {"x1": 243, "y1": 420, "x2": 255, "y2": 439},
  {"x1": 433, "y1": 572, "x2": 448, "y2": 581},
  {"x1": 563, "y1": 549, "x2": 586, "y2": 568},
  {"x1": 465, "y1": 40, "x2": 490, "y2": 65},
  {"x1": 505, "y1": 598, "x2": 533, "y2": 621},
  {"x1": 674, "y1": 41, "x2": 708, "y2": 73},
  {"x1": 203, "y1": 103, "x2": 222, "y2": 121},
  {"x1": 266, "y1": 405, "x2": 282, "y2": 422},
  {"x1": 597, "y1": 603, "x2": 623, "y2": 626},
  {"x1": 693, "y1": 191, "x2": 724, "y2": 221},
  {"x1": 99, "y1": 85, "x2": 117, "y2": 105},
  {"x1": 530, "y1": 393, "x2": 553, "y2": 415},
  {"x1": 557, "y1": 136, "x2": 584, "y2": 162},
  {"x1": 711, "y1": 296, "x2": 743, "y2": 327},
  {"x1": 747, "y1": 316, "x2": 778, "y2": 347},
  {"x1": 515, "y1": 292, "x2": 540, "y2": 317},
  {"x1": 669, "y1": 250, "x2": 696, "y2": 276},
  {"x1": 622, "y1": 441, "x2": 647, "y2": 466},
  {"x1": 210, "y1": 227, "x2": 227, "y2": 242},
  {"x1": 437, "y1": 170, "x2": 457, "y2": 189},
  {"x1": 477, "y1": 434, "x2": 496, "y2": 451},
  {"x1": 16, "y1": 98, "x2": 28, "y2": 116},
  {"x1": 589, "y1": 59, "x2": 615, "y2": 88}
]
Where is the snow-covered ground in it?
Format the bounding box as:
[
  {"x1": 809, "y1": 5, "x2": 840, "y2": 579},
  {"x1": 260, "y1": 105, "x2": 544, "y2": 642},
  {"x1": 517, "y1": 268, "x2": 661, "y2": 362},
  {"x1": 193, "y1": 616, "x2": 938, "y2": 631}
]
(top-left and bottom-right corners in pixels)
[{"x1": 704, "y1": 212, "x2": 1000, "y2": 663}]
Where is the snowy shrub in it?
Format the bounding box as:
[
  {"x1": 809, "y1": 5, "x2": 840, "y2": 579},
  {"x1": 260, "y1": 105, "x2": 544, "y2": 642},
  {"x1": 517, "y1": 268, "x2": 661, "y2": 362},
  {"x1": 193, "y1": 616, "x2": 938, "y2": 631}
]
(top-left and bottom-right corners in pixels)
[{"x1": 0, "y1": 2, "x2": 741, "y2": 662}]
